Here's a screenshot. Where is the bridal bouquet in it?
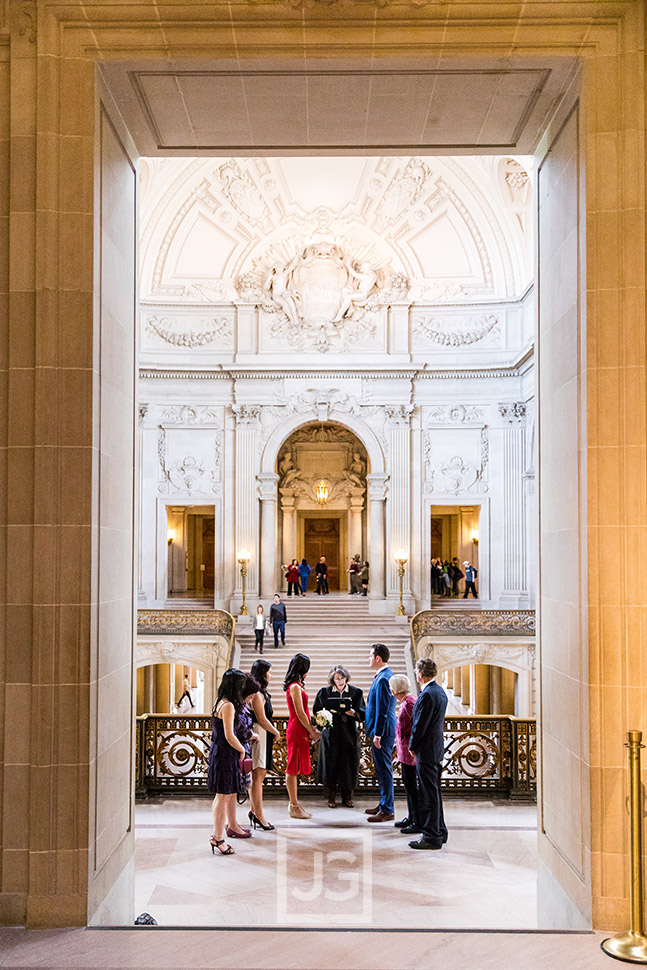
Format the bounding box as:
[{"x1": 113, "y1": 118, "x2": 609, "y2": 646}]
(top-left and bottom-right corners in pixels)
[{"x1": 313, "y1": 709, "x2": 333, "y2": 732}]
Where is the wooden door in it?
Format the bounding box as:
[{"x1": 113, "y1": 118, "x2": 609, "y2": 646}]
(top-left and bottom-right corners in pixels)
[
  {"x1": 201, "y1": 516, "x2": 215, "y2": 593},
  {"x1": 304, "y1": 518, "x2": 340, "y2": 590}
]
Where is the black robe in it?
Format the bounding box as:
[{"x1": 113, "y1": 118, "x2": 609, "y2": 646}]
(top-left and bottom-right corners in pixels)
[{"x1": 312, "y1": 684, "x2": 366, "y2": 791}]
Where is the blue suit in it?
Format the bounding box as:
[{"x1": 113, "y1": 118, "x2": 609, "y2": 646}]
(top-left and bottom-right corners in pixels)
[{"x1": 365, "y1": 665, "x2": 396, "y2": 813}]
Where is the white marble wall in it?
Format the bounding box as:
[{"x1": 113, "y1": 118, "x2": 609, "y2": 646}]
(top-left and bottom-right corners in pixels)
[{"x1": 137, "y1": 367, "x2": 535, "y2": 614}]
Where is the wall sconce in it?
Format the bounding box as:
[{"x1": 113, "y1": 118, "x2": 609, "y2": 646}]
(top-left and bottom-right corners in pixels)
[
  {"x1": 394, "y1": 549, "x2": 407, "y2": 617},
  {"x1": 471, "y1": 533, "x2": 479, "y2": 546},
  {"x1": 167, "y1": 531, "x2": 175, "y2": 546},
  {"x1": 237, "y1": 549, "x2": 250, "y2": 616},
  {"x1": 316, "y1": 480, "x2": 329, "y2": 505}
]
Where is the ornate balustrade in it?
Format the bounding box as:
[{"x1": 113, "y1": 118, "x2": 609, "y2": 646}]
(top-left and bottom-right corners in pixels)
[
  {"x1": 411, "y1": 609, "x2": 536, "y2": 642},
  {"x1": 135, "y1": 714, "x2": 536, "y2": 799},
  {"x1": 137, "y1": 609, "x2": 236, "y2": 667}
]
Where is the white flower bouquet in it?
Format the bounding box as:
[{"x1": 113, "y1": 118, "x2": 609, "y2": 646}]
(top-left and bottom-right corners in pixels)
[{"x1": 313, "y1": 709, "x2": 333, "y2": 731}]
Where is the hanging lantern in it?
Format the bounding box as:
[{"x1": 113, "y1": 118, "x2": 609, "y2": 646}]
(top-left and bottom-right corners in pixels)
[{"x1": 316, "y1": 480, "x2": 329, "y2": 505}]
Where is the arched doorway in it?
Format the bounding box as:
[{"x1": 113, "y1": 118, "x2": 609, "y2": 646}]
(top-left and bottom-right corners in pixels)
[{"x1": 276, "y1": 423, "x2": 369, "y2": 592}]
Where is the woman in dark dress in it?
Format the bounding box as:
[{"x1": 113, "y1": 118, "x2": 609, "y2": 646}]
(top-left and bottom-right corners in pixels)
[
  {"x1": 248, "y1": 659, "x2": 280, "y2": 831},
  {"x1": 208, "y1": 668, "x2": 259, "y2": 855},
  {"x1": 313, "y1": 665, "x2": 366, "y2": 808}
]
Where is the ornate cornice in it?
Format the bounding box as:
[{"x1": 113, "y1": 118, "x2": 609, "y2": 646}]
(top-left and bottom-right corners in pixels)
[
  {"x1": 139, "y1": 356, "x2": 534, "y2": 382},
  {"x1": 411, "y1": 609, "x2": 535, "y2": 639}
]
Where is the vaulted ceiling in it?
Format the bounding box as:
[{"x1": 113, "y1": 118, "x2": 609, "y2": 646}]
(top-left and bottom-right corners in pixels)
[{"x1": 139, "y1": 154, "x2": 533, "y2": 307}]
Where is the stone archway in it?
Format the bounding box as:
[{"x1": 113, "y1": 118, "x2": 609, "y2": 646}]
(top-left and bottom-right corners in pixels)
[{"x1": 257, "y1": 413, "x2": 390, "y2": 600}]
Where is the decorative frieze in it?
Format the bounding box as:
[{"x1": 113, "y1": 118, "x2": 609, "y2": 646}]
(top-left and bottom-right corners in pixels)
[
  {"x1": 426, "y1": 404, "x2": 486, "y2": 424},
  {"x1": 411, "y1": 609, "x2": 536, "y2": 639},
  {"x1": 145, "y1": 314, "x2": 233, "y2": 348},
  {"x1": 160, "y1": 405, "x2": 220, "y2": 425},
  {"x1": 137, "y1": 610, "x2": 235, "y2": 639}
]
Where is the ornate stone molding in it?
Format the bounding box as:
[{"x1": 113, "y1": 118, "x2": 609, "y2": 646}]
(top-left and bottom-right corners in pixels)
[
  {"x1": 366, "y1": 472, "x2": 389, "y2": 501},
  {"x1": 160, "y1": 405, "x2": 220, "y2": 425},
  {"x1": 415, "y1": 640, "x2": 536, "y2": 674},
  {"x1": 232, "y1": 404, "x2": 262, "y2": 426},
  {"x1": 498, "y1": 402, "x2": 527, "y2": 424},
  {"x1": 137, "y1": 638, "x2": 230, "y2": 667},
  {"x1": 157, "y1": 429, "x2": 223, "y2": 494},
  {"x1": 424, "y1": 427, "x2": 489, "y2": 496},
  {"x1": 257, "y1": 472, "x2": 279, "y2": 502},
  {"x1": 138, "y1": 404, "x2": 149, "y2": 427},
  {"x1": 145, "y1": 314, "x2": 233, "y2": 348},
  {"x1": 426, "y1": 404, "x2": 486, "y2": 424},
  {"x1": 384, "y1": 404, "x2": 414, "y2": 427},
  {"x1": 413, "y1": 313, "x2": 500, "y2": 347},
  {"x1": 137, "y1": 610, "x2": 235, "y2": 639},
  {"x1": 411, "y1": 609, "x2": 536, "y2": 640}
]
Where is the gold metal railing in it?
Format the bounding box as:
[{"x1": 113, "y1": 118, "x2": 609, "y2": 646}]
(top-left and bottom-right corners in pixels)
[{"x1": 135, "y1": 713, "x2": 536, "y2": 799}]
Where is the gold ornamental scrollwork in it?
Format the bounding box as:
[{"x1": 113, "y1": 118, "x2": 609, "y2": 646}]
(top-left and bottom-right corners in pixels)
[
  {"x1": 135, "y1": 714, "x2": 536, "y2": 799},
  {"x1": 411, "y1": 609, "x2": 536, "y2": 641}
]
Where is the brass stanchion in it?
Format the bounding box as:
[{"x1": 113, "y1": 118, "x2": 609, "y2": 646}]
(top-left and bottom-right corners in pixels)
[{"x1": 601, "y1": 730, "x2": 647, "y2": 963}]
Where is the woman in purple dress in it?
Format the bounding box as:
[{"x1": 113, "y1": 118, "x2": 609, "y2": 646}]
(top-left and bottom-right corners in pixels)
[{"x1": 208, "y1": 669, "x2": 259, "y2": 855}]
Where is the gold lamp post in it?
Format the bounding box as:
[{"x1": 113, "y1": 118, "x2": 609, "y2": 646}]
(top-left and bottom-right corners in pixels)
[
  {"x1": 238, "y1": 549, "x2": 250, "y2": 616},
  {"x1": 394, "y1": 549, "x2": 407, "y2": 616},
  {"x1": 601, "y1": 730, "x2": 647, "y2": 963}
]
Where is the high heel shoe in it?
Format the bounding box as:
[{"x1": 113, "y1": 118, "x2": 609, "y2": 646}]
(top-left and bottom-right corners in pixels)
[
  {"x1": 210, "y1": 837, "x2": 234, "y2": 855},
  {"x1": 226, "y1": 825, "x2": 252, "y2": 839},
  {"x1": 248, "y1": 810, "x2": 275, "y2": 831},
  {"x1": 289, "y1": 803, "x2": 312, "y2": 819}
]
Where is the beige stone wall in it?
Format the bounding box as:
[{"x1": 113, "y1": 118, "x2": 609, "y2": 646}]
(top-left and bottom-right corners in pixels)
[{"x1": 0, "y1": 0, "x2": 644, "y2": 931}]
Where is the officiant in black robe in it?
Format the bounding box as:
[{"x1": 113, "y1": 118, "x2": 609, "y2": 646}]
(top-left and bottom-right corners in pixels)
[{"x1": 313, "y1": 666, "x2": 366, "y2": 808}]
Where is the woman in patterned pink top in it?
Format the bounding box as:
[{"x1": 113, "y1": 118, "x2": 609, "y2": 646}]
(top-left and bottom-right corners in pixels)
[{"x1": 390, "y1": 674, "x2": 420, "y2": 834}]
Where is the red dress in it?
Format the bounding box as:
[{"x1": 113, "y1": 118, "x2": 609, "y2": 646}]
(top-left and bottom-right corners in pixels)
[{"x1": 286, "y1": 682, "x2": 312, "y2": 775}]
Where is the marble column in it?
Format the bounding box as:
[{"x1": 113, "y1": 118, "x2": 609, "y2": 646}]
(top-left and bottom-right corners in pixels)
[
  {"x1": 460, "y1": 666, "x2": 471, "y2": 707},
  {"x1": 385, "y1": 406, "x2": 412, "y2": 596},
  {"x1": 490, "y1": 665, "x2": 502, "y2": 714},
  {"x1": 446, "y1": 668, "x2": 454, "y2": 690},
  {"x1": 232, "y1": 406, "x2": 261, "y2": 598},
  {"x1": 280, "y1": 489, "x2": 297, "y2": 573},
  {"x1": 452, "y1": 668, "x2": 461, "y2": 697},
  {"x1": 367, "y1": 473, "x2": 388, "y2": 599},
  {"x1": 498, "y1": 403, "x2": 529, "y2": 607},
  {"x1": 258, "y1": 473, "x2": 279, "y2": 598},
  {"x1": 472, "y1": 665, "x2": 491, "y2": 714},
  {"x1": 349, "y1": 489, "x2": 364, "y2": 558},
  {"x1": 501, "y1": 669, "x2": 517, "y2": 715}
]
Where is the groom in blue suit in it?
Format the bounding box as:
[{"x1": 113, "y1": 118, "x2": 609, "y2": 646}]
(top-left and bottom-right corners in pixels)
[{"x1": 364, "y1": 643, "x2": 396, "y2": 822}]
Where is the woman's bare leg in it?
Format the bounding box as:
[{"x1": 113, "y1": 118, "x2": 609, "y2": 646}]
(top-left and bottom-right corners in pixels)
[
  {"x1": 211, "y1": 794, "x2": 234, "y2": 853},
  {"x1": 226, "y1": 793, "x2": 247, "y2": 834},
  {"x1": 251, "y1": 767, "x2": 268, "y2": 822}
]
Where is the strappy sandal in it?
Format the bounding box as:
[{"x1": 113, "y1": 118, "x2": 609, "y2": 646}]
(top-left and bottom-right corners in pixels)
[{"x1": 210, "y1": 837, "x2": 234, "y2": 855}]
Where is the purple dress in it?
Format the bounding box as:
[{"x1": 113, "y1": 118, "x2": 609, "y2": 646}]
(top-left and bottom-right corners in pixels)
[{"x1": 207, "y1": 706, "x2": 253, "y2": 794}]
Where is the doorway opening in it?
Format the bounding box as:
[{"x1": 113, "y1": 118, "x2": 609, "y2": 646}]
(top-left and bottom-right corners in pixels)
[{"x1": 166, "y1": 505, "x2": 215, "y2": 602}]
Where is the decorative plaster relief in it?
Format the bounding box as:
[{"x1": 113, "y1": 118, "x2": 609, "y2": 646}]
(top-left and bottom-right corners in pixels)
[
  {"x1": 375, "y1": 158, "x2": 432, "y2": 228},
  {"x1": 215, "y1": 160, "x2": 270, "y2": 228},
  {"x1": 412, "y1": 313, "x2": 500, "y2": 347},
  {"x1": 145, "y1": 314, "x2": 233, "y2": 348},
  {"x1": 426, "y1": 404, "x2": 485, "y2": 424},
  {"x1": 161, "y1": 405, "x2": 221, "y2": 425},
  {"x1": 232, "y1": 405, "x2": 262, "y2": 426},
  {"x1": 498, "y1": 402, "x2": 527, "y2": 423},
  {"x1": 424, "y1": 427, "x2": 489, "y2": 495},
  {"x1": 417, "y1": 641, "x2": 535, "y2": 674},
  {"x1": 157, "y1": 428, "x2": 223, "y2": 494}
]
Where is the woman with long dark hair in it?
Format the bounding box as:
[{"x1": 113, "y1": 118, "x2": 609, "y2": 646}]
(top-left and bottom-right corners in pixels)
[
  {"x1": 207, "y1": 668, "x2": 259, "y2": 855},
  {"x1": 248, "y1": 658, "x2": 281, "y2": 831},
  {"x1": 284, "y1": 653, "x2": 321, "y2": 819}
]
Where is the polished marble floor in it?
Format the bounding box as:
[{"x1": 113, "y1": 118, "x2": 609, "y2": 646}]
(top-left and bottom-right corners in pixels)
[{"x1": 135, "y1": 795, "x2": 538, "y2": 929}]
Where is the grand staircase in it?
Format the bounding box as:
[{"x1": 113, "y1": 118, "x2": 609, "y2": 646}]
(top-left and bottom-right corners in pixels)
[{"x1": 235, "y1": 594, "x2": 411, "y2": 716}]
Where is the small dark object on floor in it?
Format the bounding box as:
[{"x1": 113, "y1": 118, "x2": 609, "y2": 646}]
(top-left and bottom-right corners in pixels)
[{"x1": 134, "y1": 913, "x2": 158, "y2": 925}]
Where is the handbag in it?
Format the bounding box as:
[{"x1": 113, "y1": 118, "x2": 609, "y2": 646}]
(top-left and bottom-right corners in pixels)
[{"x1": 242, "y1": 757, "x2": 253, "y2": 775}]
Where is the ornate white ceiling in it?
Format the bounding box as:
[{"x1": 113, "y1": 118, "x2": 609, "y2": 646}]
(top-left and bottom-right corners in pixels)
[{"x1": 139, "y1": 154, "x2": 533, "y2": 308}]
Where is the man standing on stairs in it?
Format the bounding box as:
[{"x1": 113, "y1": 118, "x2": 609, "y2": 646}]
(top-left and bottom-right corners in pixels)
[
  {"x1": 270, "y1": 594, "x2": 287, "y2": 649},
  {"x1": 364, "y1": 643, "x2": 396, "y2": 823}
]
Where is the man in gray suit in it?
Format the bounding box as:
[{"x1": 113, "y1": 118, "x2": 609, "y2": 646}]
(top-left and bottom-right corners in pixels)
[{"x1": 408, "y1": 657, "x2": 448, "y2": 850}]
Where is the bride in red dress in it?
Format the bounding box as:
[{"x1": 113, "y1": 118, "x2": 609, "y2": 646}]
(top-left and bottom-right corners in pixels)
[{"x1": 284, "y1": 653, "x2": 321, "y2": 819}]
